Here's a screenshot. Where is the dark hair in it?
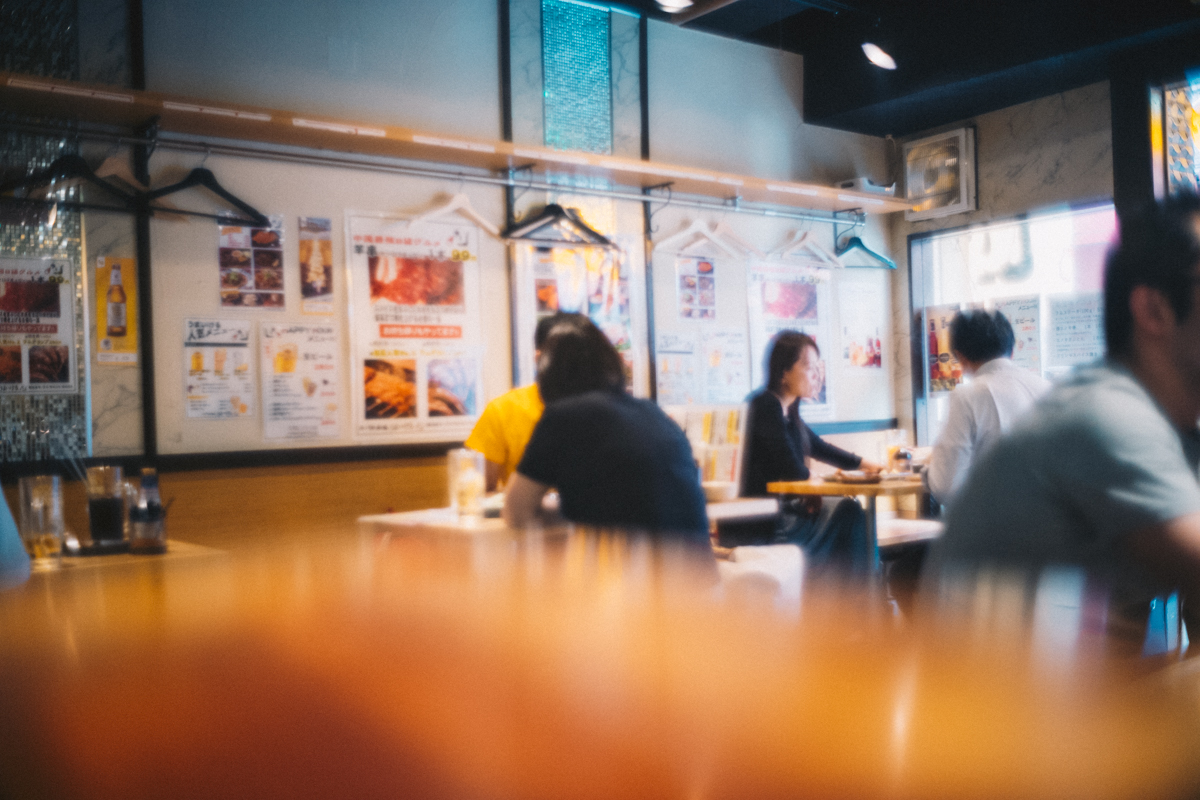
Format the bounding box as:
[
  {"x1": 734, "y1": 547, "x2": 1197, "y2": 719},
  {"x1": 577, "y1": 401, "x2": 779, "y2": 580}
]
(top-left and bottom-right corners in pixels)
[
  {"x1": 536, "y1": 316, "x2": 626, "y2": 403},
  {"x1": 1105, "y1": 193, "x2": 1200, "y2": 356},
  {"x1": 766, "y1": 330, "x2": 818, "y2": 393},
  {"x1": 534, "y1": 312, "x2": 572, "y2": 350},
  {"x1": 949, "y1": 309, "x2": 1014, "y2": 363}
]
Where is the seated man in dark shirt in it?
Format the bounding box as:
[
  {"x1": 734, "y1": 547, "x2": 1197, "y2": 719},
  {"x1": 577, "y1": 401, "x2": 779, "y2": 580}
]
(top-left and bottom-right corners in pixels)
[{"x1": 503, "y1": 315, "x2": 710, "y2": 549}]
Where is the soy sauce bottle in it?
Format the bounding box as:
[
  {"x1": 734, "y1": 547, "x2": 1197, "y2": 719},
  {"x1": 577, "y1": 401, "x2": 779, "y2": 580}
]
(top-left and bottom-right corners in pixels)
[{"x1": 128, "y1": 467, "x2": 166, "y2": 554}]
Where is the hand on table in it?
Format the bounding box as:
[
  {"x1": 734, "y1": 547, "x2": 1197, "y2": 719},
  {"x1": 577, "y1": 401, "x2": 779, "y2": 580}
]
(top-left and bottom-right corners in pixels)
[{"x1": 858, "y1": 459, "x2": 886, "y2": 475}]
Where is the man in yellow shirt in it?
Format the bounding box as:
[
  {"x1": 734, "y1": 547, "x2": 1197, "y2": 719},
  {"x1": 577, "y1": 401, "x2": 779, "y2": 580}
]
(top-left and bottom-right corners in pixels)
[{"x1": 465, "y1": 313, "x2": 582, "y2": 490}]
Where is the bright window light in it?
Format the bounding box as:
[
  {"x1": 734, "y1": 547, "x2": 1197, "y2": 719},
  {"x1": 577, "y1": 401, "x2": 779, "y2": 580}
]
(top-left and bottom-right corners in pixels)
[
  {"x1": 658, "y1": 0, "x2": 694, "y2": 10},
  {"x1": 862, "y1": 43, "x2": 897, "y2": 70}
]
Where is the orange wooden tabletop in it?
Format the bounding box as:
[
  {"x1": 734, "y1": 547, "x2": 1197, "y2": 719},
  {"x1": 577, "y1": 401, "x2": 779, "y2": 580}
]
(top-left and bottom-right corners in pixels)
[{"x1": 767, "y1": 477, "x2": 926, "y2": 497}]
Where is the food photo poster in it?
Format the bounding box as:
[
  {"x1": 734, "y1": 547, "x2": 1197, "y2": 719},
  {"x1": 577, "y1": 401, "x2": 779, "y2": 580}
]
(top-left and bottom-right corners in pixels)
[
  {"x1": 260, "y1": 323, "x2": 340, "y2": 440},
  {"x1": 299, "y1": 217, "x2": 334, "y2": 315},
  {"x1": 0, "y1": 256, "x2": 77, "y2": 394},
  {"x1": 218, "y1": 216, "x2": 285, "y2": 310},
  {"x1": 346, "y1": 214, "x2": 483, "y2": 441}
]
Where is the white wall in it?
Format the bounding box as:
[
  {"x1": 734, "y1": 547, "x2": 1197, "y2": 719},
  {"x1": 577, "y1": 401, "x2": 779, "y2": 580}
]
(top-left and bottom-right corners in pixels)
[
  {"x1": 143, "y1": 0, "x2": 502, "y2": 140},
  {"x1": 647, "y1": 20, "x2": 889, "y2": 186}
]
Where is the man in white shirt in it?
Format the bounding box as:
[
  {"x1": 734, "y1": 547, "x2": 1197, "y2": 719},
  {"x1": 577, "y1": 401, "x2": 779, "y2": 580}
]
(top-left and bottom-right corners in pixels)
[{"x1": 926, "y1": 309, "x2": 1051, "y2": 505}]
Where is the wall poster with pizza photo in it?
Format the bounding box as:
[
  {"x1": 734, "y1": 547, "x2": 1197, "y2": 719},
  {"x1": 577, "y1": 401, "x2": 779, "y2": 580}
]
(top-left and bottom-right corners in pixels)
[
  {"x1": 0, "y1": 257, "x2": 78, "y2": 395},
  {"x1": 346, "y1": 214, "x2": 483, "y2": 442}
]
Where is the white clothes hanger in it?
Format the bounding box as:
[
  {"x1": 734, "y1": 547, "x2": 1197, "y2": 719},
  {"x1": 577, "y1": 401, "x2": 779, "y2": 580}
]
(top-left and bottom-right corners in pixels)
[
  {"x1": 653, "y1": 219, "x2": 739, "y2": 258},
  {"x1": 712, "y1": 219, "x2": 765, "y2": 259},
  {"x1": 410, "y1": 193, "x2": 500, "y2": 237},
  {"x1": 771, "y1": 230, "x2": 842, "y2": 268}
]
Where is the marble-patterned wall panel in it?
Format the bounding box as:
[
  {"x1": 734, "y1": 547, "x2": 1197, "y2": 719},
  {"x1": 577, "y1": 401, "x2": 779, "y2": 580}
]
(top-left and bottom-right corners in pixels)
[
  {"x1": 610, "y1": 12, "x2": 641, "y2": 160},
  {"x1": 887, "y1": 81, "x2": 1114, "y2": 439},
  {"x1": 82, "y1": 193, "x2": 143, "y2": 458},
  {"x1": 509, "y1": 0, "x2": 544, "y2": 147},
  {"x1": 78, "y1": 0, "x2": 130, "y2": 86}
]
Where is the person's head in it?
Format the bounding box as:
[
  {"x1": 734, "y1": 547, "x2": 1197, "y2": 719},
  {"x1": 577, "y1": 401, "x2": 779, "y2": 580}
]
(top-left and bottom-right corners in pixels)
[
  {"x1": 766, "y1": 330, "x2": 821, "y2": 400},
  {"x1": 949, "y1": 309, "x2": 1015, "y2": 369},
  {"x1": 534, "y1": 312, "x2": 570, "y2": 353},
  {"x1": 536, "y1": 315, "x2": 625, "y2": 403},
  {"x1": 1104, "y1": 193, "x2": 1200, "y2": 357}
]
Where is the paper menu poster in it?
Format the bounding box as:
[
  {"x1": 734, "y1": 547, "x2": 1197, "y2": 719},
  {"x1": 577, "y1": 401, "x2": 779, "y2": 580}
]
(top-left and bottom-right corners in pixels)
[
  {"x1": 347, "y1": 214, "x2": 483, "y2": 441},
  {"x1": 994, "y1": 295, "x2": 1042, "y2": 375},
  {"x1": 183, "y1": 319, "x2": 254, "y2": 419},
  {"x1": 656, "y1": 329, "x2": 750, "y2": 406},
  {"x1": 656, "y1": 332, "x2": 700, "y2": 405},
  {"x1": 219, "y1": 216, "x2": 285, "y2": 309},
  {"x1": 0, "y1": 256, "x2": 77, "y2": 394},
  {"x1": 838, "y1": 280, "x2": 884, "y2": 369},
  {"x1": 260, "y1": 323, "x2": 339, "y2": 439},
  {"x1": 925, "y1": 304, "x2": 967, "y2": 393},
  {"x1": 1048, "y1": 293, "x2": 1104, "y2": 370},
  {"x1": 676, "y1": 256, "x2": 716, "y2": 320},
  {"x1": 299, "y1": 217, "x2": 334, "y2": 315},
  {"x1": 746, "y1": 261, "x2": 833, "y2": 421},
  {"x1": 95, "y1": 256, "x2": 138, "y2": 365}
]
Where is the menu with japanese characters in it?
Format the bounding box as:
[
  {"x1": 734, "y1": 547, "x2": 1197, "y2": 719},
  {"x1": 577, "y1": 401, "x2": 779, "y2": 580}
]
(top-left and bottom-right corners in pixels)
[
  {"x1": 183, "y1": 319, "x2": 254, "y2": 419},
  {"x1": 347, "y1": 214, "x2": 482, "y2": 441},
  {"x1": 260, "y1": 323, "x2": 340, "y2": 439},
  {"x1": 0, "y1": 257, "x2": 77, "y2": 394}
]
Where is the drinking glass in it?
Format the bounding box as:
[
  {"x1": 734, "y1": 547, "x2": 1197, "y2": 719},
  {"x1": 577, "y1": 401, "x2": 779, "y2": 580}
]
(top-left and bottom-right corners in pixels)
[
  {"x1": 86, "y1": 465, "x2": 126, "y2": 543},
  {"x1": 18, "y1": 475, "x2": 63, "y2": 567},
  {"x1": 447, "y1": 448, "x2": 485, "y2": 521}
]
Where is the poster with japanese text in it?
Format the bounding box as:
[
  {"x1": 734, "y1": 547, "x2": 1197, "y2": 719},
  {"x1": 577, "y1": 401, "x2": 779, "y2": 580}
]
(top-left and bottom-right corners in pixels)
[
  {"x1": 655, "y1": 331, "x2": 699, "y2": 405},
  {"x1": 746, "y1": 261, "x2": 833, "y2": 421},
  {"x1": 260, "y1": 323, "x2": 340, "y2": 439},
  {"x1": 994, "y1": 295, "x2": 1042, "y2": 376},
  {"x1": 520, "y1": 243, "x2": 636, "y2": 388},
  {"x1": 838, "y1": 280, "x2": 885, "y2": 369},
  {"x1": 95, "y1": 256, "x2": 137, "y2": 365},
  {"x1": 219, "y1": 215, "x2": 285, "y2": 309},
  {"x1": 925, "y1": 304, "x2": 967, "y2": 393},
  {"x1": 1048, "y1": 293, "x2": 1104, "y2": 372},
  {"x1": 700, "y1": 329, "x2": 750, "y2": 404},
  {"x1": 676, "y1": 256, "x2": 717, "y2": 320},
  {"x1": 0, "y1": 256, "x2": 76, "y2": 394},
  {"x1": 299, "y1": 217, "x2": 334, "y2": 315},
  {"x1": 183, "y1": 318, "x2": 254, "y2": 418},
  {"x1": 347, "y1": 214, "x2": 482, "y2": 440}
]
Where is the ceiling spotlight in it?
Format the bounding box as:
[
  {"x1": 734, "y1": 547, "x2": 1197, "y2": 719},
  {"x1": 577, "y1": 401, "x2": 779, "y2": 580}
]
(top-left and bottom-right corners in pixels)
[
  {"x1": 862, "y1": 43, "x2": 897, "y2": 70},
  {"x1": 658, "y1": 0, "x2": 694, "y2": 10}
]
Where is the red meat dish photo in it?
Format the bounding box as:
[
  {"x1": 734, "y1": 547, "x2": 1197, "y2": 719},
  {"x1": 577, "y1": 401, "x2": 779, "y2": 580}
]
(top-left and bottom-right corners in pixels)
[
  {"x1": 761, "y1": 280, "x2": 817, "y2": 321},
  {"x1": 28, "y1": 345, "x2": 69, "y2": 383},
  {"x1": 0, "y1": 281, "x2": 60, "y2": 315},
  {"x1": 370, "y1": 256, "x2": 463, "y2": 307},
  {"x1": 0, "y1": 346, "x2": 20, "y2": 383}
]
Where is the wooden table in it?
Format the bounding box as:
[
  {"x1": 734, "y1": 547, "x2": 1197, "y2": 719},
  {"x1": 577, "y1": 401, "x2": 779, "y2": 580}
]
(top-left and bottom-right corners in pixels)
[
  {"x1": 0, "y1": 528, "x2": 1197, "y2": 799},
  {"x1": 766, "y1": 477, "x2": 929, "y2": 571}
]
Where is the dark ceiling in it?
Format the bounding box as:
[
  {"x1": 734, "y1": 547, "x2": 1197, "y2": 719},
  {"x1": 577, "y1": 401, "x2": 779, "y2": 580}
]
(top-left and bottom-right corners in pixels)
[{"x1": 623, "y1": 0, "x2": 1200, "y2": 137}]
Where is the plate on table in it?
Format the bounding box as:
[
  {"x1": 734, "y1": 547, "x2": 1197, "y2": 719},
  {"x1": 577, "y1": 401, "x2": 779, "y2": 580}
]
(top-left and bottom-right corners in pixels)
[{"x1": 831, "y1": 470, "x2": 882, "y2": 484}]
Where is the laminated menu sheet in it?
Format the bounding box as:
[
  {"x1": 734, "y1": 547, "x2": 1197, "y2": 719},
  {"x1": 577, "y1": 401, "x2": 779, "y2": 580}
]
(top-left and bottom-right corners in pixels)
[
  {"x1": 994, "y1": 295, "x2": 1042, "y2": 376},
  {"x1": 260, "y1": 323, "x2": 340, "y2": 440},
  {"x1": 655, "y1": 330, "x2": 749, "y2": 405},
  {"x1": 183, "y1": 318, "x2": 254, "y2": 419},
  {"x1": 0, "y1": 256, "x2": 77, "y2": 394},
  {"x1": 347, "y1": 214, "x2": 482, "y2": 441}
]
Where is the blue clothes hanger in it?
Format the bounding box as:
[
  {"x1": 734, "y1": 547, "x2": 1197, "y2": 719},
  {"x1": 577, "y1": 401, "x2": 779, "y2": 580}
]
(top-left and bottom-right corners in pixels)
[{"x1": 836, "y1": 236, "x2": 896, "y2": 269}]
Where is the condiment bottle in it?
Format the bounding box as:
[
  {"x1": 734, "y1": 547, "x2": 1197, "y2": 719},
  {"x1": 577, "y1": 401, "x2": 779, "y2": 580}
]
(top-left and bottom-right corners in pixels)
[{"x1": 128, "y1": 467, "x2": 167, "y2": 554}]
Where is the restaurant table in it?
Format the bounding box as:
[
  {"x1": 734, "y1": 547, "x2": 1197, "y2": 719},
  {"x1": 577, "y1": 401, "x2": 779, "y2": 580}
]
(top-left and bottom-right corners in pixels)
[
  {"x1": 766, "y1": 476, "x2": 930, "y2": 571},
  {"x1": 1, "y1": 526, "x2": 1197, "y2": 800}
]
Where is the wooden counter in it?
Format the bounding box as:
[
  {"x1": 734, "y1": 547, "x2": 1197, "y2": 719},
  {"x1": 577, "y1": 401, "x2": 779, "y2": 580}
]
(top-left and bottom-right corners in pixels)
[{"x1": 0, "y1": 526, "x2": 1196, "y2": 799}]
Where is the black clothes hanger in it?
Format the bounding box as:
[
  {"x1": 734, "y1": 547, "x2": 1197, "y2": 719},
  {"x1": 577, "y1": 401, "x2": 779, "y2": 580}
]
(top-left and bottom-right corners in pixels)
[
  {"x1": 502, "y1": 204, "x2": 615, "y2": 249},
  {"x1": 836, "y1": 235, "x2": 897, "y2": 269},
  {"x1": 141, "y1": 168, "x2": 270, "y2": 228}
]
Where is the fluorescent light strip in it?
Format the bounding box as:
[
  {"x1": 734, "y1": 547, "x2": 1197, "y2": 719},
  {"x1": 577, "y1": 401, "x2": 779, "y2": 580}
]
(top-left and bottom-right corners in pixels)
[
  {"x1": 838, "y1": 194, "x2": 886, "y2": 205},
  {"x1": 413, "y1": 135, "x2": 495, "y2": 153},
  {"x1": 7, "y1": 78, "x2": 133, "y2": 103},
  {"x1": 163, "y1": 101, "x2": 270, "y2": 121},
  {"x1": 293, "y1": 118, "x2": 386, "y2": 137},
  {"x1": 767, "y1": 184, "x2": 820, "y2": 196}
]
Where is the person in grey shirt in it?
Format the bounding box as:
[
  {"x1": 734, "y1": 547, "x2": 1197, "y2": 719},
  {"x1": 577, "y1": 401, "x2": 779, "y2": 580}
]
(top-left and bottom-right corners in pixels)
[
  {"x1": 924, "y1": 194, "x2": 1200, "y2": 641},
  {"x1": 927, "y1": 309, "x2": 1051, "y2": 505}
]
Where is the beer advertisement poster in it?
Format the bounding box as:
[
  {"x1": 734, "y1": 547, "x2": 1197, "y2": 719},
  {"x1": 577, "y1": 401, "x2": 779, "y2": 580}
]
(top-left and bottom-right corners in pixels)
[
  {"x1": 260, "y1": 323, "x2": 340, "y2": 440},
  {"x1": 183, "y1": 318, "x2": 254, "y2": 419},
  {"x1": 925, "y1": 304, "x2": 967, "y2": 393},
  {"x1": 0, "y1": 256, "x2": 77, "y2": 394},
  {"x1": 346, "y1": 214, "x2": 483, "y2": 441},
  {"x1": 96, "y1": 256, "x2": 138, "y2": 365}
]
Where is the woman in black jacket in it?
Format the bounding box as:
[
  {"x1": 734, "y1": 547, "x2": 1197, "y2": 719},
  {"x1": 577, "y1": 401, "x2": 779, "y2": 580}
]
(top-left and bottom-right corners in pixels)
[{"x1": 736, "y1": 330, "x2": 884, "y2": 573}]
